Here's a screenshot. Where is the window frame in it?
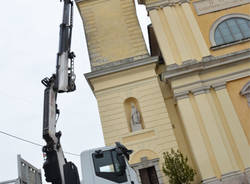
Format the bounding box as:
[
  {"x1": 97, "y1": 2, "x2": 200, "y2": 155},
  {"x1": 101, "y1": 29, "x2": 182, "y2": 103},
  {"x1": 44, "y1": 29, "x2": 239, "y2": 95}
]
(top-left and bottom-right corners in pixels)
[
  {"x1": 210, "y1": 13, "x2": 250, "y2": 47},
  {"x1": 92, "y1": 149, "x2": 128, "y2": 183}
]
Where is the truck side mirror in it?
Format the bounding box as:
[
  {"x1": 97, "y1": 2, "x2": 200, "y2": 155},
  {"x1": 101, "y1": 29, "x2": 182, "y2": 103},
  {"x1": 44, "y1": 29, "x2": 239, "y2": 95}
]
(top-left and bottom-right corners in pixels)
[{"x1": 115, "y1": 142, "x2": 133, "y2": 161}]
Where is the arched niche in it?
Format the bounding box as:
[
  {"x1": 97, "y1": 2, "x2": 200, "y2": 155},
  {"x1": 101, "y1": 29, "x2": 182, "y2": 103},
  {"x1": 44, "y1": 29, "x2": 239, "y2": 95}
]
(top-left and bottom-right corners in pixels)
[{"x1": 124, "y1": 97, "x2": 144, "y2": 132}]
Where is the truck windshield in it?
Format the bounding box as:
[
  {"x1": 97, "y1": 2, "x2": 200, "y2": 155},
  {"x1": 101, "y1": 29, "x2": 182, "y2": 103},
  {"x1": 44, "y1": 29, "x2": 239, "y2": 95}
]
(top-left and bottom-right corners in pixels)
[
  {"x1": 93, "y1": 149, "x2": 120, "y2": 173},
  {"x1": 92, "y1": 149, "x2": 127, "y2": 183}
]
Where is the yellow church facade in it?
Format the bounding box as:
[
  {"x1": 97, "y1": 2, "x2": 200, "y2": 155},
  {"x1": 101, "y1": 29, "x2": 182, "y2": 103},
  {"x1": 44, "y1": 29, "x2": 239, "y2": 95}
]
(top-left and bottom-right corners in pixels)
[{"x1": 75, "y1": 0, "x2": 250, "y2": 183}]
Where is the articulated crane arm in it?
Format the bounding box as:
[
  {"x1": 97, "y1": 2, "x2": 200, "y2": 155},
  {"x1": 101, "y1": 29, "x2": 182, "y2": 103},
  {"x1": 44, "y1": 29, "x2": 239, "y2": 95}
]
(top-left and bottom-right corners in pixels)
[{"x1": 41, "y1": 0, "x2": 80, "y2": 183}]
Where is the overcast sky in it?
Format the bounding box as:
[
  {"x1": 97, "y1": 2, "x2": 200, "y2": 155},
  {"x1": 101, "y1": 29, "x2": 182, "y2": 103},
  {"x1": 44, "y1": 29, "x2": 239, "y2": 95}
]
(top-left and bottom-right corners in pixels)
[{"x1": 0, "y1": 0, "x2": 150, "y2": 182}]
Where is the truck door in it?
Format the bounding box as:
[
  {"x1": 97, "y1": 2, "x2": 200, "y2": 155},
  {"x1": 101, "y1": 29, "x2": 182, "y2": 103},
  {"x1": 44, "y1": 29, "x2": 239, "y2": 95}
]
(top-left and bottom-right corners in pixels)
[{"x1": 92, "y1": 149, "x2": 129, "y2": 184}]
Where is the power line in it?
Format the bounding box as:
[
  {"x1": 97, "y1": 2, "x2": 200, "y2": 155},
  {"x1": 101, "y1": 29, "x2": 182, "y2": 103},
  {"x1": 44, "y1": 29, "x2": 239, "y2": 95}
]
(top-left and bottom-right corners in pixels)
[{"x1": 0, "y1": 130, "x2": 80, "y2": 157}]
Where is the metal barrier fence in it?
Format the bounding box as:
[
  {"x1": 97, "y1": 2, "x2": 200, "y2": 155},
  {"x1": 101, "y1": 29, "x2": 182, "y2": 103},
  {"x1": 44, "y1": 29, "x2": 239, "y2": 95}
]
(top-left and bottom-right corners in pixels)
[{"x1": 0, "y1": 155, "x2": 42, "y2": 184}]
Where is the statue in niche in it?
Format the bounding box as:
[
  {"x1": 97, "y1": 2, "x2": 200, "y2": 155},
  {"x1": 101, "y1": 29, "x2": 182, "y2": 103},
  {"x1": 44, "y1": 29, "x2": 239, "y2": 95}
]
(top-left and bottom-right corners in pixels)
[{"x1": 130, "y1": 103, "x2": 142, "y2": 132}]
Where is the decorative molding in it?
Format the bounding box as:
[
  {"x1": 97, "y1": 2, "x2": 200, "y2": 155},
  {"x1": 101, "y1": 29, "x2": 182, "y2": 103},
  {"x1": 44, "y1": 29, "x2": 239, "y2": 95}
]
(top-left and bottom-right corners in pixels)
[
  {"x1": 221, "y1": 170, "x2": 241, "y2": 179},
  {"x1": 174, "y1": 91, "x2": 189, "y2": 100},
  {"x1": 172, "y1": 69, "x2": 250, "y2": 91},
  {"x1": 209, "y1": 14, "x2": 250, "y2": 47},
  {"x1": 131, "y1": 157, "x2": 164, "y2": 184},
  {"x1": 202, "y1": 176, "x2": 218, "y2": 184},
  {"x1": 246, "y1": 167, "x2": 250, "y2": 173},
  {"x1": 163, "y1": 49, "x2": 250, "y2": 100},
  {"x1": 162, "y1": 49, "x2": 250, "y2": 80},
  {"x1": 202, "y1": 170, "x2": 250, "y2": 184},
  {"x1": 240, "y1": 81, "x2": 250, "y2": 107},
  {"x1": 131, "y1": 157, "x2": 159, "y2": 168},
  {"x1": 172, "y1": 69, "x2": 250, "y2": 100},
  {"x1": 84, "y1": 56, "x2": 159, "y2": 91},
  {"x1": 191, "y1": 86, "x2": 210, "y2": 96},
  {"x1": 91, "y1": 54, "x2": 149, "y2": 71},
  {"x1": 142, "y1": 0, "x2": 190, "y2": 11},
  {"x1": 193, "y1": 0, "x2": 250, "y2": 16},
  {"x1": 122, "y1": 130, "x2": 155, "y2": 144},
  {"x1": 212, "y1": 82, "x2": 226, "y2": 91},
  {"x1": 85, "y1": 56, "x2": 158, "y2": 80},
  {"x1": 211, "y1": 38, "x2": 250, "y2": 50},
  {"x1": 94, "y1": 76, "x2": 157, "y2": 96}
]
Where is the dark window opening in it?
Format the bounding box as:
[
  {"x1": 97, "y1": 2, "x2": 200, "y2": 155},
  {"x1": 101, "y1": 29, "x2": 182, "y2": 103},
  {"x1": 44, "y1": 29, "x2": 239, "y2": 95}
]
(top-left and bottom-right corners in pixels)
[{"x1": 139, "y1": 166, "x2": 159, "y2": 184}]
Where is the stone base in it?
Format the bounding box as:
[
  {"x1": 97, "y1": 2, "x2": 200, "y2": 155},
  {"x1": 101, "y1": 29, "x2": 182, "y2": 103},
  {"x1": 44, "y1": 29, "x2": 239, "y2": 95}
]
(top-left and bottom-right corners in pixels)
[
  {"x1": 131, "y1": 124, "x2": 142, "y2": 132},
  {"x1": 202, "y1": 169, "x2": 250, "y2": 184}
]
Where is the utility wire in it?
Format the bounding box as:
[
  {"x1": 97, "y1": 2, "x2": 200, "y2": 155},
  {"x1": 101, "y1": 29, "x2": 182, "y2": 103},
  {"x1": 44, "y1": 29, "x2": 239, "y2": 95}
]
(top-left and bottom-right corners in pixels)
[
  {"x1": 0, "y1": 130, "x2": 80, "y2": 157},
  {"x1": 0, "y1": 130, "x2": 42, "y2": 147}
]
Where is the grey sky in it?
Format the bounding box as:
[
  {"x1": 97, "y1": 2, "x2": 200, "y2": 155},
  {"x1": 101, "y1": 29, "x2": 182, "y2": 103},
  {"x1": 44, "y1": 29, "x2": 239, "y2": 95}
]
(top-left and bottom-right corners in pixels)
[{"x1": 0, "y1": 0, "x2": 150, "y2": 182}]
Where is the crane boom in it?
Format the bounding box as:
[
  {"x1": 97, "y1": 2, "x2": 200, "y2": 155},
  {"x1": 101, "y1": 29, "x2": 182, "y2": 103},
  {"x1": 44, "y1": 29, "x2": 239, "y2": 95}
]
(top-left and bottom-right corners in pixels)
[
  {"x1": 40, "y1": 1, "x2": 140, "y2": 184},
  {"x1": 55, "y1": 0, "x2": 76, "y2": 93},
  {"x1": 41, "y1": 1, "x2": 79, "y2": 183}
]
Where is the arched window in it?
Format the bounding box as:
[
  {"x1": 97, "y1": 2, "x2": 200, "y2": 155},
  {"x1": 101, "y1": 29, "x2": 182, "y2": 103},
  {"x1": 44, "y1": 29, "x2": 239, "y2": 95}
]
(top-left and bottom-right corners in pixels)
[{"x1": 210, "y1": 14, "x2": 250, "y2": 46}]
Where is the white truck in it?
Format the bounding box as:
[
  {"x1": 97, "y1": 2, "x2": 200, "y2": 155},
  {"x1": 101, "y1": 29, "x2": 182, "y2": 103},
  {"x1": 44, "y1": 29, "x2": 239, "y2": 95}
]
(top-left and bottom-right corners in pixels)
[
  {"x1": 81, "y1": 143, "x2": 138, "y2": 184},
  {"x1": 41, "y1": 0, "x2": 139, "y2": 184}
]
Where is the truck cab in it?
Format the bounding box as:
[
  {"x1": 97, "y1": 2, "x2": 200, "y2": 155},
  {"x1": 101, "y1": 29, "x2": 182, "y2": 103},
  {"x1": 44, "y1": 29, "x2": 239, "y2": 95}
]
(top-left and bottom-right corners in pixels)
[{"x1": 81, "y1": 143, "x2": 138, "y2": 184}]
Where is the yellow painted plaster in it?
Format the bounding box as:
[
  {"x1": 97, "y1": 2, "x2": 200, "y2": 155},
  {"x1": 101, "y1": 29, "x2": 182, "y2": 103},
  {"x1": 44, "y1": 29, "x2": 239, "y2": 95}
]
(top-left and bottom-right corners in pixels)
[
  {"x1": 159, "y1": 81, "x2": 202, "y2": 182},
  {"x1": 210, "y1": 89, "x2": 244, "y2": 171},
  {"x1": 122, "y1": 129, "x2": 155, "y2": 143},
  {"x1": 227, "y1": 76, "x2": 250, "y2": 145},
  {"x1": 191, "y1": 0, "x2": 250, "y2": 56},
  {"x1": 168, "y1": 57, "x2": 250, "y2": 178},
  {"x1": 90, "y1": 64, "x2": 157, "y2": 92},
  {"x1": 200, "y1": 60, "x2": 250, "y2": 81},
  {"x1": 177, "y1": 97, "x2": 215, "y2": 179},
  {"x1": 90, "y1": 65, "x2": 179, "y2": 183},
  {"x1": 195, "y1": 93, "x2": 235, "y2": 175},
  {"x1": 171, "y1": 59, "x2": 250, "y2": 94},
  {"x1": 130, "y1": 149, "x2": 158, "y2": 163},
  {"x1": 148, "y1": 2, "x2": 210, "y2": 65},
  {"x1": 214, "y1": 87, "x2": 250, "y2": 169},
  {"x1": 77, "y1": 0, "x2": 148, "y2": 67}
]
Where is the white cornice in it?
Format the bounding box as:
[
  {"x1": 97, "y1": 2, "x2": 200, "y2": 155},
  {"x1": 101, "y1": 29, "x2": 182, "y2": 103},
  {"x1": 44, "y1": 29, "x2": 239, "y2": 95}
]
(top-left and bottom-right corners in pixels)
[
  {"x1": 145, "y1": 0, "x2": 190, "y2": 11},
  {"x1": 162, "y1": 49, "x2": 250, "y2": 80},
  {"x1": 84, "y1": 56, "x2": 159, "y2": 91},
  {"x1": 162, "y1": 49, "x2": 250, "y2": 100}
]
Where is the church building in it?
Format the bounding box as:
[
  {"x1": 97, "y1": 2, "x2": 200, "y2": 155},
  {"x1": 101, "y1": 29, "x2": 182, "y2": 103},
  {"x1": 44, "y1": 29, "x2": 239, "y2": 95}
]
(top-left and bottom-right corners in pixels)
[{"x1": 75, "y1": 0, "x2": 250, "y2": 183}]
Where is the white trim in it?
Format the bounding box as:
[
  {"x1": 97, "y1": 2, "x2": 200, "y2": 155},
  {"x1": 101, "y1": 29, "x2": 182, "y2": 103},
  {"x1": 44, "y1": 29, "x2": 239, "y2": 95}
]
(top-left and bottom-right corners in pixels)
[{"x1": 210, "y1": 13, "x2": 250, "y2": 47}]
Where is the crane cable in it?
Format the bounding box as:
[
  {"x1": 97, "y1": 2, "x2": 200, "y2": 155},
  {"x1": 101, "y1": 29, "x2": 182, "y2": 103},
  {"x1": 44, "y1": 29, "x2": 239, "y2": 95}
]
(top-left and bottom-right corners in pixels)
[{"x1": 0, "y1": 130, "x2": 80, "y2": 156}]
